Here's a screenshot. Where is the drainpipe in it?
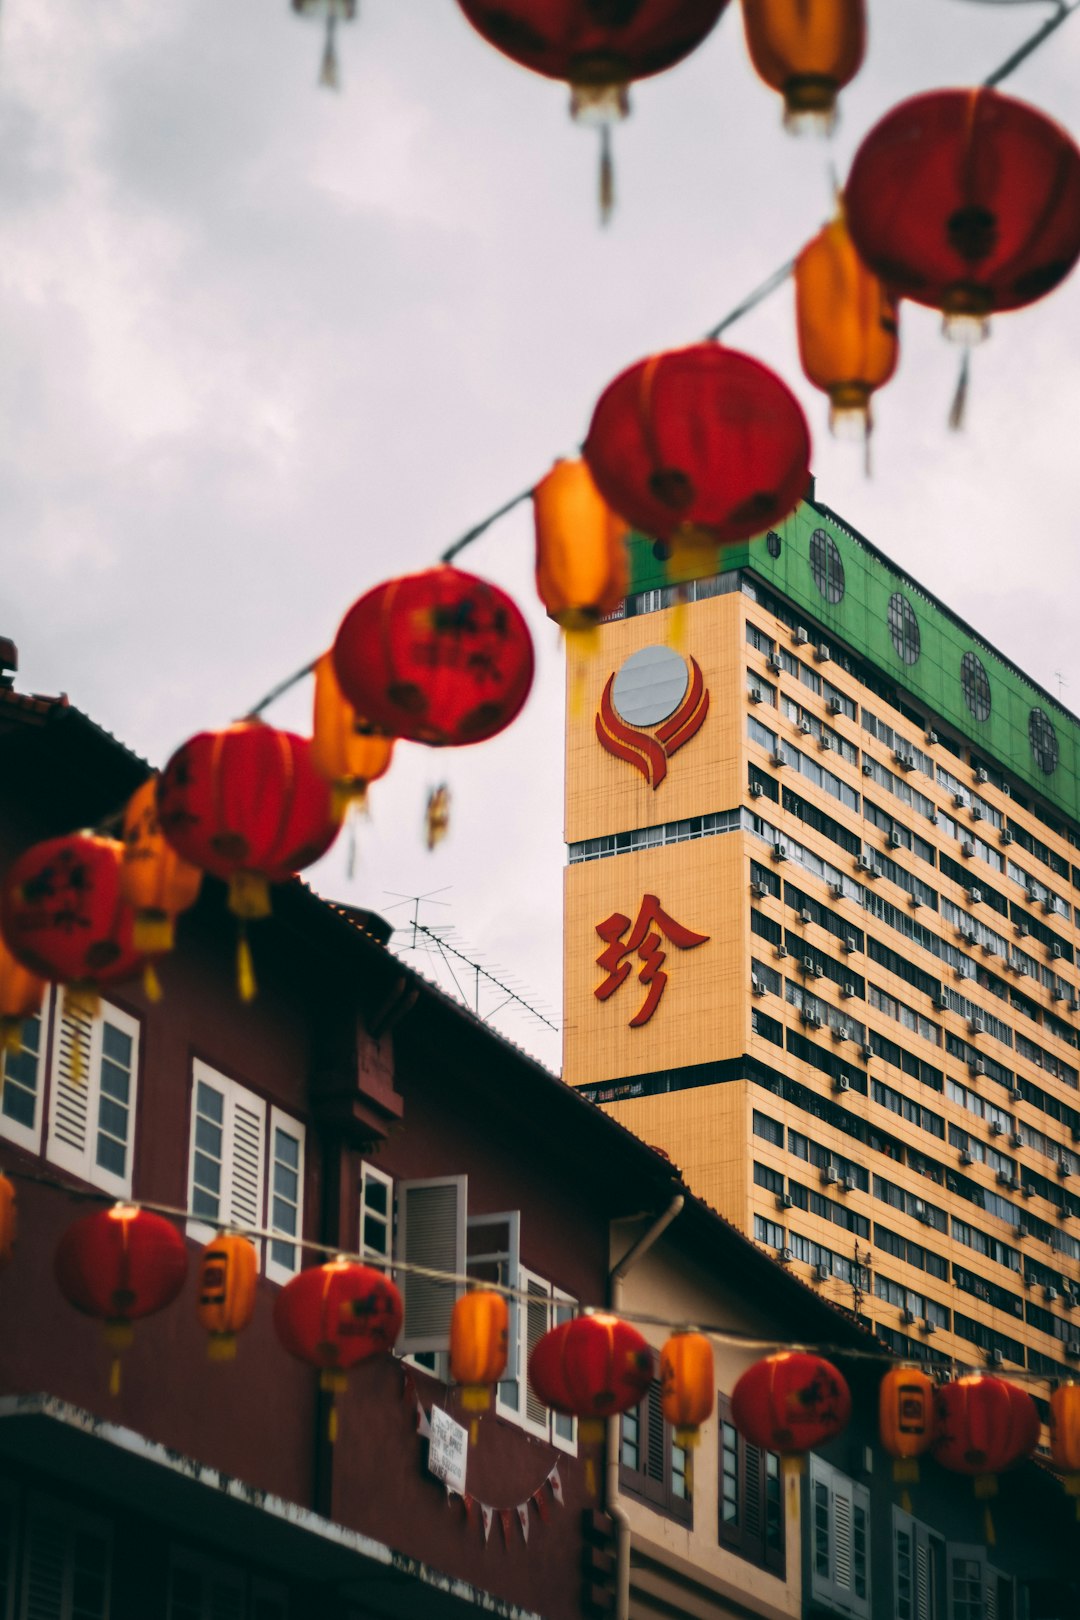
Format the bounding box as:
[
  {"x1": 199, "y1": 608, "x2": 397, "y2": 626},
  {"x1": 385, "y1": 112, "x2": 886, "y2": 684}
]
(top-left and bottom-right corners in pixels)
[{"x1": 606, "y1": 1194, "x2": 684, "y2": 1620}]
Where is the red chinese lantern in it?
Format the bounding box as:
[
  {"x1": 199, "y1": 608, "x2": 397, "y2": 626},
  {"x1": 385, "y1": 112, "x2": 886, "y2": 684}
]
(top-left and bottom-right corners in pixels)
[
  {"x1": 660, "y1": 1331, "x2": 714, "y2": 1458},
  {"x1": 795, "y1": 209, "x2": 899, "y2": 449},
  {"x1": 311, "y1": 652, "x2": 395, "y2": 820},
  {"x1": 731, "y1": 1351, "x2": 851, "y2": 1466},
  {"x1": 0, "y1": 923, "x2": 46, "y2": 1054},
  {"x1": 55, "y1": 1205, "x2": 188, "y2": 1394},
  {"x1": 332, "y1": 567, "x2": 535, "y2": 750},
  {"x1": 846, "y1": 88, "x2": 1080, "y2": 347},
  {"x1": 1, "y1": 835, "x2": 142, "y2": 1019},
  {"x1": 879, "y1": 1365, "x2": 936, "y2": 1508},
  {"x1": 1049, "y1": 1382, "x2": 1080, "y2": 1519},
  {"x1": 292, "y1": 0, "x2": 356, "y2": 90},
  {"x1": 934, "y1": 1375, "x2": 1040, "y2": 1542},
  {"x1": 455, "y1": 1, "x2": 730, "y2": 219},
  {"x1": 121, "y1": 776, "x2": 203, "y2": 999},
  {"x1": 450, "y1": 1289, "x2": 509, "y2": 1441},
  {"x1": 274, "y1": 1259, "x2": 403, "y2": 1441},
  {"x1": 197, "y1": 1233, "x2": 258, "y2": 1361},
  {"x1": 741, "y1": 0, "x2": 865, "y2": 135},
  {"x1": 157, "y1": 721, "x2": 340, "y2": 1000},
  {"x1": 529, "y1": 1312, "x2": 654, "y2": 1493},
  {"x1": 583, "y1": 344, "x2": 811, "y2": 581},
  {"x1": 0, "y1": 1173, "x2": 16, "y2": 1268},
  {"x1": 533, "y1": 458, "x2": 628, "y2": 646}
]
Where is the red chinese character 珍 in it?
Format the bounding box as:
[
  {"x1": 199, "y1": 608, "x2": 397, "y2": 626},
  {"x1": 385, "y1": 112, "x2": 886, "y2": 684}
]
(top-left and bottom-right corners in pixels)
[{"x1": 594, "y1": 894, "x2": 709, "y2": 1027}]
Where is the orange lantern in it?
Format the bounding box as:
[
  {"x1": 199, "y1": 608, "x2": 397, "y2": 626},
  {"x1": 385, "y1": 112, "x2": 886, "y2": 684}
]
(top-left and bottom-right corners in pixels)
[
  {"x1": 1049, "y1": 1383, "x2": 1080, "y2": 1518},
  {"x1": 0, "y1": 923, "x2": 45, "y2": 1054},
  {"x1": 731, "y1": 1351, "x2": 851, "y2": 1466},
  {"x1": 533, "y1": 459, "x2": 629, "y2": 644},
  {"x1": 197, "y1": 1233, "x2": 258, "y2": 1361},
  {"x1": 529, "y1": 1312, "x2": 654, "y2": 1493},
  {"x1": 934, "y1": 1375, "x2": 1040, "y2": 1542},
  {"x1": 121, "y1": 776, "x2": 203, "y2": 998},
  {"x1": 741, "y1": 0, "x2": 865, "y2": 134},
  {"x1": 0, "y1": 1173, "x2": 16, "y2": 1268},
  {"x1": 660, "y1": 1331, "x2": 714, "y2": 1454},
  {"x1": 879, "y1": 1365, "x2": 936, "y2": 1506},
  {"x1": 54, "y1": 1205, "x2": 188, "y2": 1393},
  {"x1": 332, "y1": 568, "x2": 535, "y2": 749},
  {"x1": 1, "y1": 835, "x2": 142, "y2": 1019},
  {"x1": 795, "y1": 210, "x2": 899, "y2": 447},
  {"x1": 157, "y1": 721, "x2": 340, "y2": 1000},
  {"x1": 311, "y1": 652, "x2": 395, "y2": 820},
  {"x1": 274, "y1": 1259, "x2": 403, "y2": 1441},
  {"x1": 846, "y1": 88, "x2": 1080, "y2": 347},
  {"x1": 450, "y1": 1289, "x2": 509, "y2": 1440}
]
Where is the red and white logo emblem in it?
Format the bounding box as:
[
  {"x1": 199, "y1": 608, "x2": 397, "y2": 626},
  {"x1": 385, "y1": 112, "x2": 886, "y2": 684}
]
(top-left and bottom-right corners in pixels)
[{"x1": 595, "y1": 646, "x2": 709, "y2": 790}]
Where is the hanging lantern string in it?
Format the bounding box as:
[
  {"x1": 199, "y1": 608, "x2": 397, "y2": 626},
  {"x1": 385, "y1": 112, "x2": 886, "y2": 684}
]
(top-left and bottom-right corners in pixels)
[
  {"x1": 972, "y1": 0, "x2": 1080, "y2": 91},
  {"x1": 3, "y1": 1158, "x2": 1072, "y2": 1388},
  {"x1": 243, "y1": 656, "x2": 320, "y2": 723}
]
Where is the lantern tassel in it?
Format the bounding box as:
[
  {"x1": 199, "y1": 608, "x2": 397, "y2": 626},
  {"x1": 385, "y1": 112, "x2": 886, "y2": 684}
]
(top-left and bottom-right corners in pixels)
[
  {"x1": 425, "y1": 786, "x2": 450, "y2": 851},
  {"x1": 900, "y1": 1487, "x2": 912, "y2": 1515},
  {"x1": 599, "y1": 125, "x2": 614, "y2": 226},
  {"x1": 328, "y1": 1399, "x2": 339, "y2": 1445},
  {"x1": 109, "y1": 1356, "x2": 121, "y2": 1398},
  {"x1": 236, "y1": 925, "x2": 257, "y2": 1003},
  {"x1": 983, "y1": 1504, "x2": 996, "y2": 1546},
  {"x1": 948, "y1": 349, "x2": 971, "y2": 433},
  {"x1": 584, "y1": 1455, "x2": 597, "y2": 1498},
  {"x1": 142, "y1": 960, "x2": 163, "y2": 1003},
  {"x1": 319, "y1": 12, "x2": 340, "y2": 90},
  {"x1": 470, "y1": 1418, "x2": 479, "y2": 1446}
]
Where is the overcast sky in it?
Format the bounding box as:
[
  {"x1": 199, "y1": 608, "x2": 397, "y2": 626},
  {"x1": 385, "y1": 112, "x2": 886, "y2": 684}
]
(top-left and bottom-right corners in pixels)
[{"x1": 2, "y1": 1, "x2": 1079, "y2": 1070}]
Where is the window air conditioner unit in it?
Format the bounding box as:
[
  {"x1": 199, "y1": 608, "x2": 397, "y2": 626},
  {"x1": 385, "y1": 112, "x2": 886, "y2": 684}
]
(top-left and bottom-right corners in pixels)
[
  {"x1": 843, "y1": 935, "x2": 857, "y2": 953},
  {"x1": 777, "y1": 1193, "x2": 793, "y2": 1211},
  {"x1": 794, "y1": 627, "x2": 809, "y2": 645},
  {"x1": 1026, "y1": 884, "x2": 1040, "y2": 904},
  {"x1": 770, "y1": 751, "x2": 786, "y2": 769},
  {"x1": 814, "y1": 1262, "x2": 831, "y2": 1282},
  {"x1": 1052, "y1": 943, "x2": 1063, "y2": 959},
  {"x1": 1046, "y1": 1285, "x2": 1059, "y2": 1303},
  {"x1": 972, "y1": 807, "x2": 984, "y2": 823},
  {"x1": 1001, "y1": 829, "x2": 1013, "y2": 846},
  {"x1": 921, "y1": 1318, "x2": 936, "y2": 1336},
  {"x1": 751, "y1": 976, "x2": 766, "y2": 997},
  {"x1": 861, "y1": 760, "x2": 874, "y2": 777},
  {"x1": 833, "y1": 1075, "x2": 850, "y2": 1093},
  {"x1": 775, "y1": 944, "x2": 788, "y2": 959},
  {"x1": 833, "y1": 1026, "x2": 850, "y2": 1044},
  {"x1": 1002, "y1": 783, "x2": 1012, "y2": 797},
  {"x1": 842, "y1": 982, "x2": 856, "y2": 1000},
  {"x1": 1069, "y1": 998, "x2": 1080, "y2": 1015},
  {"x1": 1059, "y1": 1159, "x2": 1072, "y2": 1179},
  {"x1": 1010, "y1": 1131, "x2": 1024, "y2": 1148},
  {"x1": 750, "y1": 879, "x2": 768, "y2": 898},
  {"x1": 889, "y1": 831, "x2": 903, "y2": 849},
  {"x1": 829, "y1": 882, "x2": 845, "y2": 900},
  {"x1": 990, "y1": 1349, "x2": 1005, "y2": 1369},
  {"x1": 932, "y1": 991, "x2": 948, "y2": 1010},
  {"x1": 970, "y1": 1059, "x2": 986, "y2": 1077},
  {"x1": 856, "y1": 854, "x2": 873, "y2": 872},
  {"x1": 780, "y1": 1247, "x2": 794, "y2": 1264},
  {"x1": 861, "y1": 1042, "x2": 872, "y2": 1059},
  {"x1": 749, "y1": 688, "x2": 763, "y2": 704},
  {"x1": 842, "y1": 1175, "x2": 856, "y2": 1194},
  {"x1": 1065, "y1": 1293, "x2": 1076, "y2": 1311},
  {"x1": 816, "y1": 645, "x2": 831, "y2": 664},
  {"x1": 812, "y1": 965, "x2": 825, "y2": 979},
  {"x1": 766, "y1": 654, "x2": 782, "y2": 674},
  {"x1": 959, "y1": 1150, "x2": 973, "y2": 1167},
  {"x1": 799, "y1": 907, "x2": 813, "y2": 924},
  {"x1": 1068, "y1": 1342, "x2": 1080, "y2": 1360},
  {"x1": 961, "y1": 841, "x2": 976, "y2": 858},
  {"x1": 913, "y1": 1202, "x2": 929, "y2": 1223},
  {"x1": 750, "y1": 782, "x2": 765, "y2": 798},
  {"x1": 901, "y1": 1307, "x2": 917, "y2": 1325},
  {"x1": 1014, "y1": 1222, "x2": 1029, "y2": 1240},
  {"x1": 926, "y1": 731, "x2": 938, "y2": 746},
  {"x1": 1016, "y1": 962, "x2": 1030, "y2": 977},
  {"x1": 960, "y1": 927, "x2": 977, "y2": 945},
  {"x1": 989, "y1": 1119, "x2": 1004, "y2": 1135},
  {"x1": 1053, "y1": 985, "x2": 1065, "y2": 1001},
  {"x1": 772, "y1": 842, "x2": 787, "y2": 862},
  {"x1": 1016, "y1": 921, "x2": 1029, "y2": 938},
  {"x1": 1022, "y1": 1183, "x2": 1034, "y2": 1199},
  {"x1": 827, "y1": 697, "x2": 844, "y2": 716},
  {"x1": 953, "y1": 791, "x2": 967, "y2": 808},
  {"x1": 799, "y1": 720, "x2": 813, "y2": 736},
  {"x1": 802, "y1": 954, "x2": 816, "y2": 973},
  {"x1": 969, "y1": 888, "x2": 983, "y2": 905},
  {"x1": 803, "y1": 1010, "x2": 822, "y2": 1029},
  {"x1": 970, "y1": 1017, "x2": 985, "y2": 1035},
  {"x1": 975, "y1": 768, "x2": 988, "y2": 784},
  {"x1": 824, "y1": 1167, "x2": 840, "y2": 1186},
  {"x1": 820, "y1": 736, "x2": 833, "y2": 752},
  {"x1": 997, "y1": 1170, "x2": 1014, "y2": 1187}
]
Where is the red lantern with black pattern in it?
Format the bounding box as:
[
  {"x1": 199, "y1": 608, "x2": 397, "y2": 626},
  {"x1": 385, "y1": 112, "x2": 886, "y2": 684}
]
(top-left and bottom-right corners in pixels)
[
  {"x1": 455, "y1": 1, "x2": 730, "y2": 219},
  {"x1": 55, "y1": 1205, "x2": 188, "y2": 1393},
  {"x1": 731, "y1": 1351, "x2": 852, "y2": 1460},
  {"x1": 529, "y1": 1312, "x2": 654, "y2": 1493},
  {"x1": 845, "y1": 88, "x2": 1080, "y2": 346},
  {"x1": 584, "y1": 344, "x2": 811, "y2": 581},
  {"x1": 157, "y1": 721, "x2": 340, "y2": 999},
  {"x1": 934, "y1": 1375, "x2": 1039, "y2": 1542},
  {"x1": 274, "y1": 1259, "x2": 403, "y2": 1442},
  {"x1": 332, "y1": 567, "x2": 535, "y2": 749},
  {"x1": 1, "y1": 835, "x2": 142, "y2": 1017}
]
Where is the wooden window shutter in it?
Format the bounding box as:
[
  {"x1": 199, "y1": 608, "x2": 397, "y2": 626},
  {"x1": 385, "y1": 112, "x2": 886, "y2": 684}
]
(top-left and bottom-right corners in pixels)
[
  {"x1": 742, "y1": 1436, "x2": 764, "y2": 1564},
  {"x1": 227, "y1": 1090, "x2": 266, "y2": 1233},
  {"x1": 396, "y1": 1176, "x2": 466, "y2": 1355}
]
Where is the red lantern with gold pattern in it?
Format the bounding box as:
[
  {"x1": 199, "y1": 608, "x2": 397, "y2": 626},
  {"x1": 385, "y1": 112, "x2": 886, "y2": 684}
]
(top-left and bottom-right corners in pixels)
[
  {"x1": 0, "y1": 1173, "x2": 16, "y2": 1268},
  {"x1": 584, "y1": 344, "x2": 811, "y2": 579},
  {"x1": 158, "y1": 721, "x2": 340, "y2": 999},
  {"x1": 879, "y1": 1365, "x2": 936, "y2": 1503},
  {"x1": 332, "y1": 567, "x2": 535, "y2": 749},
  {"x1": 0, "y1": 922, "x2": 46, "y2": 1054},
  {"x1": 455, "y1": 1, "x2": 729, "y2": 218},
  {"x1": 55, "y1": 1205, "x2": 188, "y2": 1393},
  {"x1": 732, "y1": 1351, "x2": 851, "y2": 1460},
  {"x1": 934, "y1": 1374, "x2": 1039, "y2": 1539},
  {"x1": 741, "y1": 0, "x2": 865, "y2": 135},
  {"x1": 274, "y1": 1259, "x2": 403, "y2": 1441},
  {"x1": 846, "y1": 88, "x2": 1080, "y2": 346},
  {"x1": 530, "y1": 1312, "x2": 653, "y2": 1492},
  {"x1": 1, "y1": 836, "x2": 142, "y2": 1016}
]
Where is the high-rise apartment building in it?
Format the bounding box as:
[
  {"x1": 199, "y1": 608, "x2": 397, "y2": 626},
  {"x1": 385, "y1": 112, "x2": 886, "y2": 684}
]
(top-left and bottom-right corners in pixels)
[{"x1": 564, "y1": 488, "x2": 1080, "y2": 1382}]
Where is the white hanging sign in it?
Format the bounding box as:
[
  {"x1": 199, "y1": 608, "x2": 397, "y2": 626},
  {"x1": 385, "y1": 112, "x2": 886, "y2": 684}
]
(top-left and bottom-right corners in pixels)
[{"x1": 427, "y1": 1405, "x2": 469, "y2": 1494}]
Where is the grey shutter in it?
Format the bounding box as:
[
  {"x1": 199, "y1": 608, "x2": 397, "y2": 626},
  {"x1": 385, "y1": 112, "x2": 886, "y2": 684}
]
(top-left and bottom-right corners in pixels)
[
  {"x1": 915, "y1": 1535, "x2": 929, "y2": 1620},
  {"x1": 833, "y1": 1480, "x2": 853, "y2": 1592},
  {"x1": 21, "y1": 1502, "x2": 109, "y2": 1620},
  {"x1": 21, "y1": 1507, "x2": 64, "y2": 1620},
  {"x1": 396, "y1": 1176, "x2": 466, "y2": 1354},
  {"x1": 523, "y1": 1277, "x2": 552, "y2": 1429}
]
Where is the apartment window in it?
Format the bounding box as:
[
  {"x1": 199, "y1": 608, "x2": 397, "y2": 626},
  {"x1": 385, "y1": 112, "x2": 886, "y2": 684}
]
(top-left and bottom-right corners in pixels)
[
  {"x1": 718, "y1": 1395, "x2": 783, "y2": 1574},
  {"x1": 810, "y1": 1455, "x2": 870, "y2": 1618},
  {"x1": 20, "y1": 1495, "x2": 111, "y2": 1620},
  {"x1": 396, "y1": 1175, "x2": 467, "y2": 1356},
  {"x1": 0, "y1": 997, "x2": 49, "y2": 1155},
  {"x1": 514, "y1": 1267, "x2": 576, "y2": 1450},
  {"x1": 167, "y1": 1549, "x2": 245, "y2": 1620},
  {"x1": 359, "y1": 1161, "x2": 393, "y2": 1264},
  {"x1": 47, "y1": 997, "x2": 139, "y2": 1199},
  {"x1": 893, "y1": 1508, "x2": 944, "y2": 1620},
  {"x1": 949, "y1": 1547, "x2": 1014, "y2": 1620},
  {"x1": 620, "y1": 1380, "x2": 690, "y2": 1526},
  {"x1": 187, "y1": 1062, "x2": 305, "y2": 1280}
]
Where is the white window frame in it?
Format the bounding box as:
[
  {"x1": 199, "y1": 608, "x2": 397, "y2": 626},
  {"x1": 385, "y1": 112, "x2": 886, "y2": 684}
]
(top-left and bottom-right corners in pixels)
[
  {"x1": 20, "y1": 1492, "x2": 112, "y2": 1620},
  {"x1": 809, "y1": 1454, "x2": 870, "y2": 1620},
  {"x1": 0, "y1": 988, "x2": 51, "y2": 1156},
  {"x1": 186, "y1": 1061, "x2": 267, "y2": 1258},
  {"x1": 266, "y1": 1106, "x2": 305, "y2": 1285},
  {"x1": 46, "y1": 996, "x2": 139, "y2": 1199},
  {"x1": 358, "y1": 1161, "x2": 394, "y2": 1267},
  {"x1": 396, "y1": 1175, "x2": 467, "y2": 1357},
  {"x1": 509, "y1": 1266, "x2": 577, "y2": 1453}
]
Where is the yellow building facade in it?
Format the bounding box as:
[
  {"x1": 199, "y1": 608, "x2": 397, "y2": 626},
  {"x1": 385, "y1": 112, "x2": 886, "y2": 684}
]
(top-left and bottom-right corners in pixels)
[{"x1": 565, "y1": 499, "x2": 1080, "y2": 1384}]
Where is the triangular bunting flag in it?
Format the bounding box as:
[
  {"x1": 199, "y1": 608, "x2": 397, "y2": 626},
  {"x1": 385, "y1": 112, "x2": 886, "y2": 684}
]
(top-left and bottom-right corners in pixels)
[
  {"x1": 517, "y1": 1503, "x2": 530, "y2": 1543},
  {"x1": 549, "y1": 1465, "x2": 564, "y2": 1506},
  {"x1": 499, "y1": 1509, "x2": 514, "y2": 1546},
  {"x1": 481, "y1": 1504, "x2": 493, "y2": 1543},
  {"x1": 417, "y1": 1402, "x2": 432, "y2": 1439},
  {"x1": 463, "y1": 1493, "x2": 475, "y2": 1522},
  {"x1": 533, "y1": 1487, "x2": 550, "y2": 1523}
]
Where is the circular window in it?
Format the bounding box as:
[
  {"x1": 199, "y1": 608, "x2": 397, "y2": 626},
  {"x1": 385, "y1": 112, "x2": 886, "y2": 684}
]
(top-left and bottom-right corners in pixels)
[
  {"x1": 888, "y1": 592, "x2": 921, "y2": 665},
  {"x1": 961, "y1": 651, "x2": 991, "y2": 722},
  {"x1": 652, "y1": 540, "x2": 671, "y2": 563},
  {"x1": 1029, "y1": 707, "x2": 1059, "y2": 774},
  {"x1": 766, "y1": 530, "x2": 782, "y2": 559},
  {"x1": 809, "y1": 529, "x2": 844, "y2": 603},
  {"x1": 611, "y1": 645, "x2": 689, "y2": 728}
]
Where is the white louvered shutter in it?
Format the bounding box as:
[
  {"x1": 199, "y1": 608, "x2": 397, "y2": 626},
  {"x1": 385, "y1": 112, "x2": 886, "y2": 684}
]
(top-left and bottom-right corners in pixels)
[
  {"x1": 227, "y1": 1089, "x2": 265, "y2": 1233},
  {"x1": 47, "y1": 1000, "x2": 138, "y2": 1197},
  {"x1": 187, "y1": 1066, "x2": 266, "y2": 1255},
  {"x1": 522, "y1": 1273, "x2": 553, "y2": 1433},
  {"x1": 832, "y1": 1480, "x2": 853, "y2": 1593},
  {"x1": 46, "y1": 1002, "x2": 95, "y2": 1182},
  {"x1": 915, "y1": 1537, "x2": 929, "y2": 1620},
  {"x1": 396, "y1": 1176, "x2": 466, "y2": 1354}
]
